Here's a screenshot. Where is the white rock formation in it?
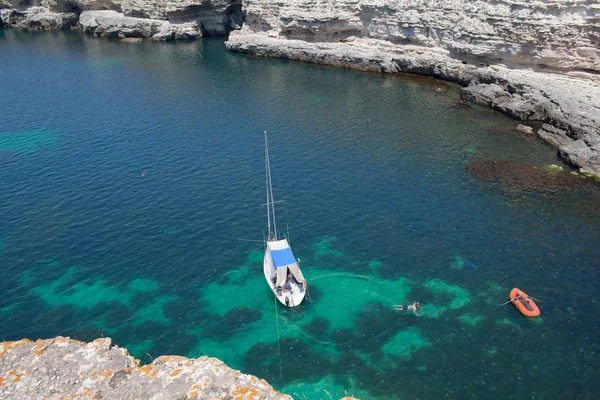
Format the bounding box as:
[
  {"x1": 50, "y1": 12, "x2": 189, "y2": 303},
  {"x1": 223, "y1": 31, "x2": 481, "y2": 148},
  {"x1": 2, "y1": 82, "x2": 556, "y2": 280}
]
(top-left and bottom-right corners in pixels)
[
  {"x1": 0, "y1": 0, "x2": 243, "y2": 35},
  {"x1": 240, "y1": 0, "x2": 599, "y2": 73},
  {"x1": 0, "y1": 6, "x2": 78, "y2": 29},
  {"x1": 227, "y1": 0, "x2": 600, "y2": 175},
  {"x1": 79, "y1": 9, "x2": 201, "y2": 39}
]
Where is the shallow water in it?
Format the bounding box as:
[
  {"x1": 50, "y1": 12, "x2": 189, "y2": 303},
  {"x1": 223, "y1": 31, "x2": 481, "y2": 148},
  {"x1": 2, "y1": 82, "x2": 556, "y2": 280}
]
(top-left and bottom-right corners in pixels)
[{"x1": 1, "y1": 29, "x2": 599, "y2": 399}]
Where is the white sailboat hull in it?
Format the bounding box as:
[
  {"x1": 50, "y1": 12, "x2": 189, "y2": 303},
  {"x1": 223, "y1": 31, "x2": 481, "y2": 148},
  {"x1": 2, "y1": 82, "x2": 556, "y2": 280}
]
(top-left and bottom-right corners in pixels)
[{"x1": 264, "y1": 255, "x2": 306, "y2": 307}]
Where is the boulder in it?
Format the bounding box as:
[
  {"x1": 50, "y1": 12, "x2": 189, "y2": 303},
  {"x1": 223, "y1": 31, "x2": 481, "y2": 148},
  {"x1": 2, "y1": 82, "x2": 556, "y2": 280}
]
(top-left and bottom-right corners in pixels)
[
  {"x1": 538, "y1": 124, "x2": 573, "y2": 147},
  {"x1": 516, "y1": 124, "x2": 533, "y2": 134},
  {"x1": 559, "y1": 140, "x2": 594, "y2": 169}
]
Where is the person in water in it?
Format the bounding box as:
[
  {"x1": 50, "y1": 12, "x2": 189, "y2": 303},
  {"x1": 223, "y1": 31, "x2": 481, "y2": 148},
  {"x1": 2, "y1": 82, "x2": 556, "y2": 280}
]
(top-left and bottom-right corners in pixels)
[{"x1": 394, "y1": 302, "x2": 421, "y2": 316}]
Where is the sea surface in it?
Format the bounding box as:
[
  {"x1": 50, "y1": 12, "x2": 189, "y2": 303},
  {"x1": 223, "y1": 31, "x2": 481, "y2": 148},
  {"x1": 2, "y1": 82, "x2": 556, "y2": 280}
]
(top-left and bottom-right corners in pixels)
[{"x1": 1, "y1": 29, "x2": 599, "y2": 400}]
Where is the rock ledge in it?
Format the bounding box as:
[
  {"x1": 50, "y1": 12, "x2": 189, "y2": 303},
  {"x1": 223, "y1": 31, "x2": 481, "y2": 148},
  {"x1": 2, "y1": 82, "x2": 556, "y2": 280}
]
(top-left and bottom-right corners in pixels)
[{"x1": 0, "y1": 336, "x2": 291, "y2": 399}]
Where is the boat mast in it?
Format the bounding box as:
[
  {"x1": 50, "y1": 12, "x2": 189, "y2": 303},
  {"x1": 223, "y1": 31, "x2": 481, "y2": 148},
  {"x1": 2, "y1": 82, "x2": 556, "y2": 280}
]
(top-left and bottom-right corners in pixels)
[
  {"x1": 265, "y1": 132, "x2": 272, "y2": 240},
  {"x1": 264, "y1": 132, "x2": 278, "y2": 240}
]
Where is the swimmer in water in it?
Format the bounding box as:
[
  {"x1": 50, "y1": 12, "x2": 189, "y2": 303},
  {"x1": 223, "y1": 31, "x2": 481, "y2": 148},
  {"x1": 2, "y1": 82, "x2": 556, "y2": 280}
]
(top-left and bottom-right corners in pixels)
[{"x1": 394, "y1": 302, "x2": 421, "y2": 316}]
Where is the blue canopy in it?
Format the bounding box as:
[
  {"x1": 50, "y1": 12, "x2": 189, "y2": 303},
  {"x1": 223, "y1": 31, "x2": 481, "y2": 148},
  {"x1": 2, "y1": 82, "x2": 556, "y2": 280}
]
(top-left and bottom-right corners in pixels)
[{"x1": 271, "y1": 247, "x2": 297, "y2": 268}]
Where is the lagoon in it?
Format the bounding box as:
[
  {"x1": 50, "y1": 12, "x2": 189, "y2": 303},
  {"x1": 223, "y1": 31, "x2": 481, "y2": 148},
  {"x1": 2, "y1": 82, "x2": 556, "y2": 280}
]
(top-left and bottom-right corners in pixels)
[{"x1": 1, "y1": 29, "x2": 599, "y2": 399}]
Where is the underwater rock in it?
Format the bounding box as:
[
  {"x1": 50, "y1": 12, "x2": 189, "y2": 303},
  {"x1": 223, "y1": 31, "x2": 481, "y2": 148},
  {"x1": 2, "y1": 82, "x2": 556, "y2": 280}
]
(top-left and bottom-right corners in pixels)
[
  {"x1": 451, "y1": 256, "x2": 465, "y2": 269},
  {"x1": 543, "y1": 164, "x2": 565, "y2": 172},
  {"x1": 381, "y1": 327, "x2": 431, "y2": 359},
  {"x1": 459, "y1": 314, "x2": 485, "y2": 326},
  {"x1": 0, "y1": 336, "x2": 292, "y2": 399},
  {"x1": 466, "y1": 160, "x2": 591, "y2": 192}
]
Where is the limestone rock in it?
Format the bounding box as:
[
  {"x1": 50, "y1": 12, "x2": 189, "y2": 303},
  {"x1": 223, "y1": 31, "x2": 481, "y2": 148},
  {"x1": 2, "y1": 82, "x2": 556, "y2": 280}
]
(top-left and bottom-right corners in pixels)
[
  {"x1": 79, "y1": 10, "x2": 201, "y2": 39},
  {"x1": 0, "y1": 0, "x2": 242, "y2": 35},
  {"x1": 0, "y1": 337, "x2": 292, "y2": 399},
  {"x1": 538, "y1": 124, "x2": 574, "y2": 147},
  {"x1": 0, "y1": 7, "x2": 78, "y2": 30},
  {"x1": 239, "y1": 0, "x2": 599, "y2": 73},
  {"x1": 559, "y1": 140, "x2": 595, "y2": 170}
]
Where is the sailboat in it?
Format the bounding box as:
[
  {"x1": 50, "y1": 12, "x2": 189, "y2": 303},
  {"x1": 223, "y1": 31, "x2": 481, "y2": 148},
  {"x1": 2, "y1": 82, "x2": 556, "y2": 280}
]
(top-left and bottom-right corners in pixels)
[{"x1": 263, "y1": 132, "x2": 307, "y2": 307}]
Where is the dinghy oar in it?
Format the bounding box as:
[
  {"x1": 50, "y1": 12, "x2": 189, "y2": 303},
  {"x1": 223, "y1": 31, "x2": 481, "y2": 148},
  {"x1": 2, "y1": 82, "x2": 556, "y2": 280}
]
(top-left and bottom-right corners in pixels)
[{"x1": 498, "y1": 296, "x2": 520, "y2": 306}]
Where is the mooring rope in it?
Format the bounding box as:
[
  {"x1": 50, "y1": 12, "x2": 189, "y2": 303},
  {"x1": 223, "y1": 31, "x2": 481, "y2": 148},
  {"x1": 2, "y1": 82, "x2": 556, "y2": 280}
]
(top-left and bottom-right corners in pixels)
[{"x1": 274, "y1": 292, "x2": 283, "y2": 379}]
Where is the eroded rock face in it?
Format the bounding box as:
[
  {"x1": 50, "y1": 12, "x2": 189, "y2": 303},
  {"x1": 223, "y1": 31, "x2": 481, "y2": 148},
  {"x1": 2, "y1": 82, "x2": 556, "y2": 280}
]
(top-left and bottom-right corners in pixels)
[
  {"x1": 0, "y1": 0, "x2": 242, "y2": 35},
  {"x1": 226, "y1": 0, "x2": 600, "y2": 175},
  {"x1": 0, "y1": 337, "x2": 292, "y2": 399},
  {"x1": 79, "y1": 10, "x2": 201, "y2": 39},
  {"x1": 239, "y1": 0, "x2": 599, "y2": 73},
  {"x1": 0, "y1": 6, "x2": 78, "y2": 30}
]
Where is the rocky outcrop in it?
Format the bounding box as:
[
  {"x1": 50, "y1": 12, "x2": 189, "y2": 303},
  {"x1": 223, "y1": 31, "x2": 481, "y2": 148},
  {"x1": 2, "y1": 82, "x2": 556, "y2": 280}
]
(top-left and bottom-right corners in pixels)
[
  {"x1": 237, "y1": 0, "x2": 599, "y2": 73},
  {"x1": 0, "y1": 0, "x2": 243, "y2": 36},
  {"x1": 79, "y1": 10, "x2": 201, "y2": 39},
  {"x1": 0, "y1": 7, "x2": 78, "y2": 30},
  {"x1": 0, "y1": 337, "x2": 291, "y2": 399},
  {"x1": 226, "y1": 0, "x2": 600, "y2": 175}
]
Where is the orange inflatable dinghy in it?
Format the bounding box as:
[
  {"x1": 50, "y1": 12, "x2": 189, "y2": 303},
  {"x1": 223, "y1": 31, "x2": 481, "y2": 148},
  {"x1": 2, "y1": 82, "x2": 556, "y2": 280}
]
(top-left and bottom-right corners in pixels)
[{"x1": 510, "y1": 288, "x2": 540, "y2": 317}]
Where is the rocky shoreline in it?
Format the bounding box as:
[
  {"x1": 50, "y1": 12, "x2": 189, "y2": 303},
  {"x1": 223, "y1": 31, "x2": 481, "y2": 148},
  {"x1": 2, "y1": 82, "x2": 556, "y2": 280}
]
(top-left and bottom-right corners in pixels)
[
  {"x1": 0, "y1": 336, "x2": 293, "y2": 399},
  {"x1": 226, "y1": 30, "x2": 600, "y2": 175},
  {"x1": 0, "y1": 0, "x2": 243, "y2": 38},
  {"x1": 225, "y1": 0, "x2": 600, "y2": 176}
]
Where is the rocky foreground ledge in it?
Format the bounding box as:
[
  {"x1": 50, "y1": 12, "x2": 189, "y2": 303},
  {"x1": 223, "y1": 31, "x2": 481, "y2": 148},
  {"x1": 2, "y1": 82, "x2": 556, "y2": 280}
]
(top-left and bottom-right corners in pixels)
[{"x1": 0, "y1": 337, "x2": 299, "y2": 399}]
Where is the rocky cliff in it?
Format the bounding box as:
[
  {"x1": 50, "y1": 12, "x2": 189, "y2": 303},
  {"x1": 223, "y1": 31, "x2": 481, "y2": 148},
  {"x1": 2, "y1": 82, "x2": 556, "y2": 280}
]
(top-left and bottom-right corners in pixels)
[
  {"x1": 0, "y1": 0, "x2": 243, "y2": 35},
  {"x1": 238, "y1": 0, "x2": 599, "y2": 73},
  {"x1": 227, "y1": 0, "x2": 600, "y2": 175},
  {"x1": 0, "y1": 336, "x2": 291, "y2": 399}
]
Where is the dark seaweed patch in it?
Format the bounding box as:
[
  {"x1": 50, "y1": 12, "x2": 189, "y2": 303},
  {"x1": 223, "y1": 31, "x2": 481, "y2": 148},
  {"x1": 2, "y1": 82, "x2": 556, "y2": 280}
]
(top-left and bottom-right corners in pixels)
[
  {"x1": 304, "y1": 317, "x2": 330, "y2": 338},
  {"x1": 244, "y1": 337, "x2": 334, "y2": 384},
  {"x1": 201, "y1": 307, "x2": 262, "y2": 339},
  {"x1": 467, "y1": 160, "x2": 589, "y2": 192},
  {"x1": 354, "y1": 303, "x2": 410, "y2": 353}
]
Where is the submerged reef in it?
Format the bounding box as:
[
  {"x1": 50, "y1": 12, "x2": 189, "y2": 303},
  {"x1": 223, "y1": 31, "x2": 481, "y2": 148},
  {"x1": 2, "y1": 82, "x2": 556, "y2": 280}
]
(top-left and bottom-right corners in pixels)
[
  {"x1": 0, "y1": 129, "x2": 57, "y2": 155},
  {"x1": 466, "y1": 160, "x2": 592, "y2": 192},
  {"x1": 8, "y1": 241, "x2": 477, "y2": 399}
]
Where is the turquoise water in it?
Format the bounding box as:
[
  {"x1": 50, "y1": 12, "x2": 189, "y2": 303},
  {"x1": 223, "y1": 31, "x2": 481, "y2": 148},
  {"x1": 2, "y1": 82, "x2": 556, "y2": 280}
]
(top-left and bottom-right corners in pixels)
[{"x1": 1, "y1": 29, "x2": 599, "y2": 399}]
